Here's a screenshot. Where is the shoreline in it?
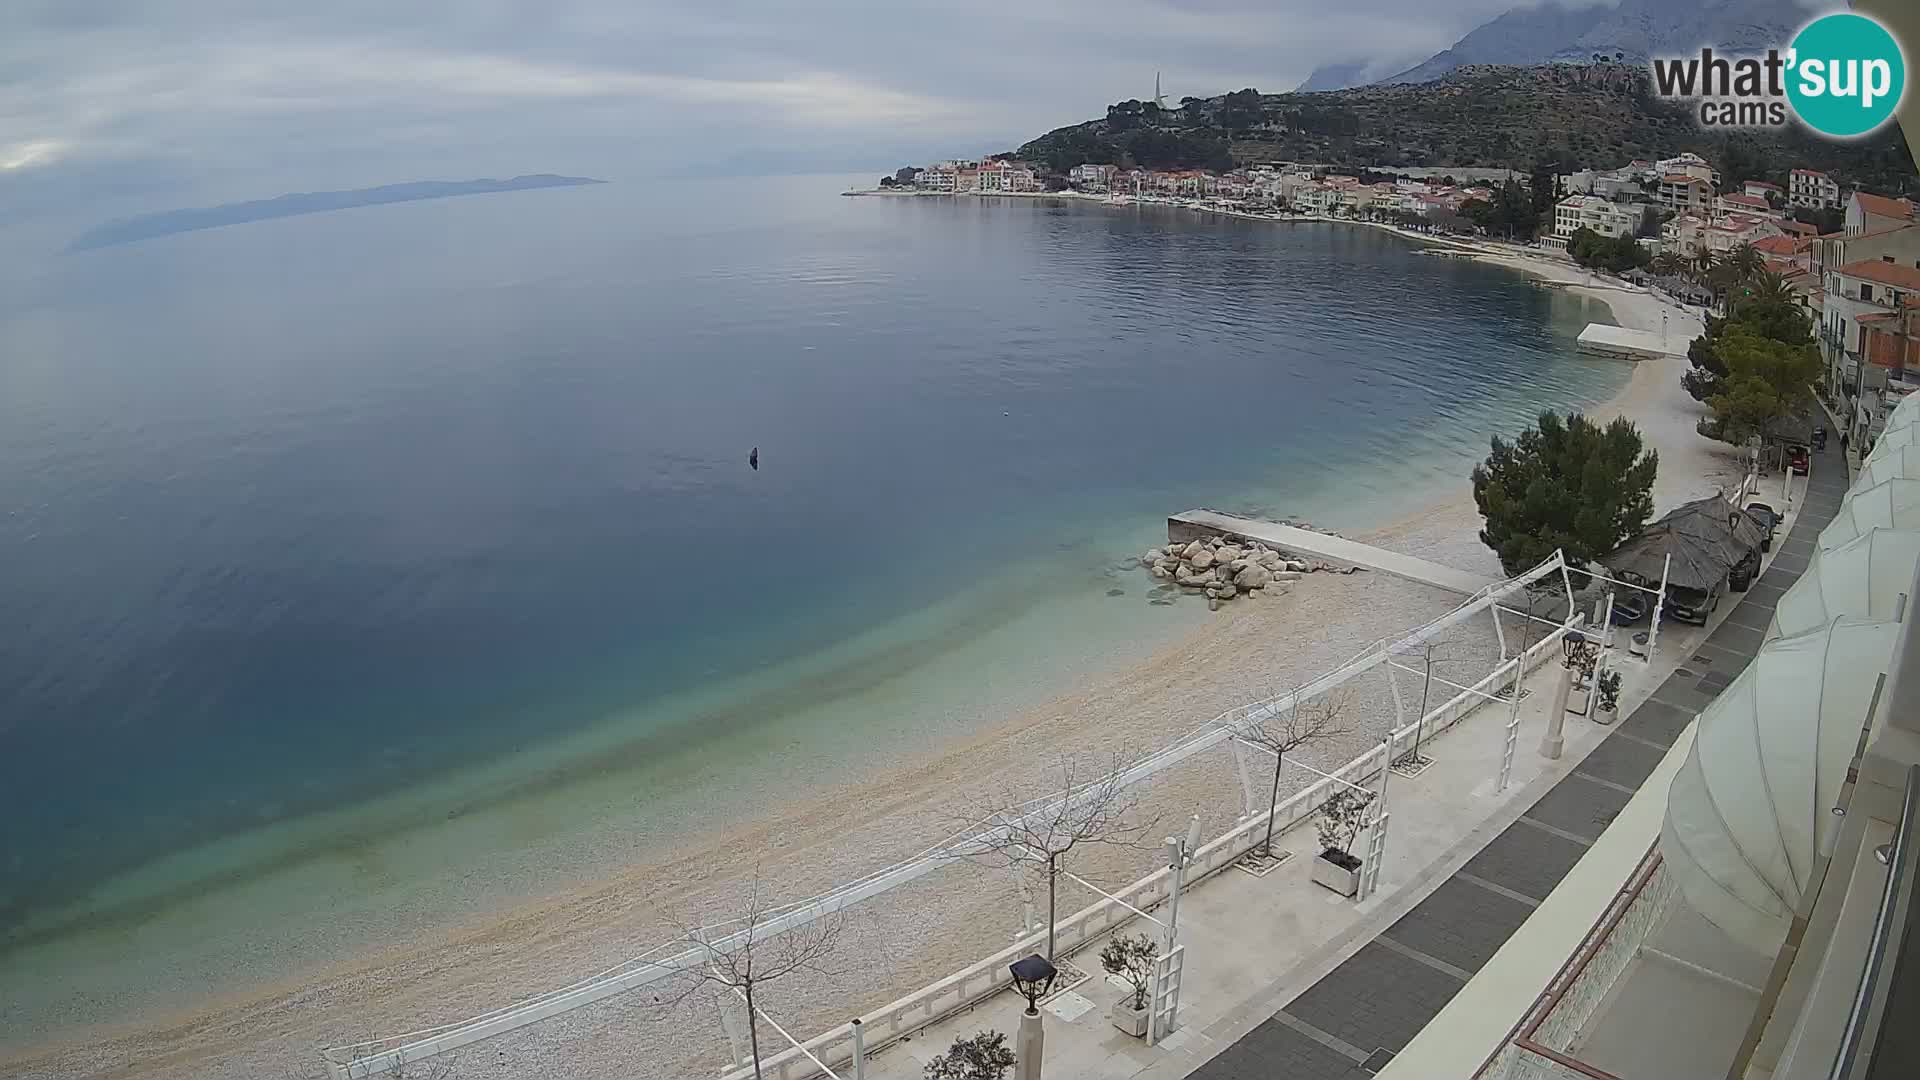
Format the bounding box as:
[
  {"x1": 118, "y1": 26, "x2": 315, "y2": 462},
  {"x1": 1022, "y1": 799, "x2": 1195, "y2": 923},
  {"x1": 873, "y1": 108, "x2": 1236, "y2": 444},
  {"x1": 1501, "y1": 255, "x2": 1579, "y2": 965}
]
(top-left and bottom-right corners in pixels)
[{"x1": 1, "y1": 214, "x2": 1743, "y2": 1080}]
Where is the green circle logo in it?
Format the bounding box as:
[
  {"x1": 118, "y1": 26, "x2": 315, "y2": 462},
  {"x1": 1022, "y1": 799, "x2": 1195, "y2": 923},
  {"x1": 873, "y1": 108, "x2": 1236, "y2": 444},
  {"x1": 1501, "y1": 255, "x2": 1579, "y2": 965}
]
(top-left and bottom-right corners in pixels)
[{"x1": 1786, "y1": 13, "x2": 1906, "y2": 138}]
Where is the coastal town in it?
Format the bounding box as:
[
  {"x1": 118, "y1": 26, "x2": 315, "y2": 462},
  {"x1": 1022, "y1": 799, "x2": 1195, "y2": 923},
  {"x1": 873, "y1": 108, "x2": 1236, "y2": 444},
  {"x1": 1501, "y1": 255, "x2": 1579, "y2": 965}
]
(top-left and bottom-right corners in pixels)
[{"x1": 874, "y1": 150, "x2": 1920, "y2": 443}]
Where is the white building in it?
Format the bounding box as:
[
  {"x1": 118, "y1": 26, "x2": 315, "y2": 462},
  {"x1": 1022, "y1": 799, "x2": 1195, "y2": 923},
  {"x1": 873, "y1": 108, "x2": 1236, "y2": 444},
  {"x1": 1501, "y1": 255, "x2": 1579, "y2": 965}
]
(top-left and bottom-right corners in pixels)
[
  {"x1": 1655, "y1": 152, "x2": 1718, "y2": 184},
  {"x1": 1068, "y1": 164, "x2": 1115, "y2": 190},
  {"x1": 1552, "y1": 194, "x2": 1639, "y2": 240},
  {"x1": 1846, "y1": 190, "x2": 1916, "y2": 236},
  {"x1": 1655, "y1": 174, "x2": 1714, "y2": 213},
  {"x1": 1790, "y1": 167, "x2": 1841, "y2": 209}
]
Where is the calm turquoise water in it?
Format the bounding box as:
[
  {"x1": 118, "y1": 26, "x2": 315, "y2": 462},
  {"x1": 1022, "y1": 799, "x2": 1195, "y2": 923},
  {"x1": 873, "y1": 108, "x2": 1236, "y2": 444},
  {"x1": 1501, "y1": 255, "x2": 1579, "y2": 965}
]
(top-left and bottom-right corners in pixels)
[{"x1": 0, "y1": 176, "x2": 1625, "y2": 968}]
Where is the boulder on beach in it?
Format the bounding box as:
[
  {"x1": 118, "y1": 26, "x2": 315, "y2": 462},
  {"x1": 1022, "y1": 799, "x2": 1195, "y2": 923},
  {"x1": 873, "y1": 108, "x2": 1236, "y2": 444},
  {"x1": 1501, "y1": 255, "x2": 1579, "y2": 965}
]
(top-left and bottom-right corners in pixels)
[
  {"x1": 1272, "y1": 570, "x2": 1302, "y2": 582},
  {"x1": 1285, "y1": 560, "x2": 1309, "y2": 573},
  {"x1": 1190, "y1": 548, "x2": 1215, "y2": 570},
  {"x1": 1150, "y1": 565, "x2": 1170, "y2": 579},
  {"x1": 1181, "y1": 540, "x2": 1206, "y2": 560},
  {"x1": 1141, "y1": 549, "x2": 1163, "y2": 567},
  {"x1": 1208, "y1": 597, "x2": 1221, "y2": 611},
  {"x1": 1235, "y1": 564, "x2": 1272, "y2": 589}
]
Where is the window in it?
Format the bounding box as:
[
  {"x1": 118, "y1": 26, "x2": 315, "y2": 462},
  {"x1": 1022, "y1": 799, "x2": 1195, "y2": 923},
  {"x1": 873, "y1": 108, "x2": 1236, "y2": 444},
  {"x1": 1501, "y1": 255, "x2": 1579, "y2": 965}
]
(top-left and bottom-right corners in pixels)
[
  {"x1": 1863, "y1": 284, "x2": 1876, "y2": 302},
  {"x1": 1885, "y1": 256, "x2": 1896, "y2": 264}
]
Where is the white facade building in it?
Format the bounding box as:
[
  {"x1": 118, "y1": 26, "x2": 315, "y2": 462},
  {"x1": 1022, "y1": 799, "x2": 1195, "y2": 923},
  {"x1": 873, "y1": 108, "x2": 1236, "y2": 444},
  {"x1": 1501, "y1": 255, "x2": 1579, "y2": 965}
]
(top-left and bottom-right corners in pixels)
[
  {"x1": 1553, "y1": 194, "x2": 1639, "y2": 240},
  {"x1": 1790, "y1": 167, "x2": 1841, "y2": 209}
]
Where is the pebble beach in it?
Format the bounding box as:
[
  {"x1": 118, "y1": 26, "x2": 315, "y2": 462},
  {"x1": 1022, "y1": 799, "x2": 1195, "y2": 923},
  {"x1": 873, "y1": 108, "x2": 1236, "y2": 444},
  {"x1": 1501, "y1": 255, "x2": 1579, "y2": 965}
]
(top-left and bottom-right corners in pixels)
[{"x1": 0, "y1": 227, "x2": 1752, "y2": 1080}]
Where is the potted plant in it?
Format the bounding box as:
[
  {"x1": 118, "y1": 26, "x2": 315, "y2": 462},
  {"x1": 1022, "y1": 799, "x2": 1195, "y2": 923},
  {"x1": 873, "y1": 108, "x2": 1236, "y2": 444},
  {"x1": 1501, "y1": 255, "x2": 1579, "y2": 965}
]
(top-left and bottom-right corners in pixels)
[
  {"x1": 1310, "y1": 788, "x2": 1376, "y2": 898},
  {"x1": 925, "y1": 1030, "x2": 1017, "y2": 1080},
  {"x1": 1099, "y1": 933, "x2": 1159, "y2": 1037},
  {"x1": 1594, "y1": 669, "x2": 1622, "y2": 725}
]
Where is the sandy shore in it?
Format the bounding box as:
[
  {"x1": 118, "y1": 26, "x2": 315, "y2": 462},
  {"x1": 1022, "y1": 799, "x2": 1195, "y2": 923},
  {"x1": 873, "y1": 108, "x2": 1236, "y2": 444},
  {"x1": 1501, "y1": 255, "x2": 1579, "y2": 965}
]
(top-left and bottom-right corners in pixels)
[{"x1": 2, "y1": 232, "x2": 1749, "y2": 1080}]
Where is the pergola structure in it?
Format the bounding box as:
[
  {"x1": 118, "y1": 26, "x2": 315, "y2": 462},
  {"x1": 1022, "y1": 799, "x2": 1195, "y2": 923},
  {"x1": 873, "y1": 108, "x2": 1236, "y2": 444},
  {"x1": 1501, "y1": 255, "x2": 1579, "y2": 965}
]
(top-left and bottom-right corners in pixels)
[{"x1": 321, "y1": 552, "x2": 1583, "y2": 1079}]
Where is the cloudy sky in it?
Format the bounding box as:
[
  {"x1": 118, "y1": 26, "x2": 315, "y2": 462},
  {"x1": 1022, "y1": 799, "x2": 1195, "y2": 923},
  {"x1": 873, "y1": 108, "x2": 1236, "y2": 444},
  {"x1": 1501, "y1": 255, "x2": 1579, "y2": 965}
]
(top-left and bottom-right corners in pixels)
[{"x1": 1, "y1": 0, "x2": 1531, "y2": 219}]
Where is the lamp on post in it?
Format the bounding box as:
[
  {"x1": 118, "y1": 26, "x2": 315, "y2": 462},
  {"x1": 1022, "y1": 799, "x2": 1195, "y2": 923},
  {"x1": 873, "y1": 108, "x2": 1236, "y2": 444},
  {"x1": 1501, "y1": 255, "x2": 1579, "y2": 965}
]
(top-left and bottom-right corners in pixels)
[
  {"x1": 1010, "y1": 954, "x2": 1057, "y2": 1080},
  {"x1": 1542, "y1": 630, "x2": 1592, "y2": 760}
]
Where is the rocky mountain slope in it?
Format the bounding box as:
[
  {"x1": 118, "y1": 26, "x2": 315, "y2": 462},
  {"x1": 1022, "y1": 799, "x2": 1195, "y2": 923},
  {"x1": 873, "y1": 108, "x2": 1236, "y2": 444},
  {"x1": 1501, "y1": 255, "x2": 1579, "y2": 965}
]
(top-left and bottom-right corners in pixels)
[
  {"x1": 1297, "y1": 0, "x2": 1807, "y2": 92},
  {"x1": 1017, "y1": 65, "x2": 1915, "y2": 196}
]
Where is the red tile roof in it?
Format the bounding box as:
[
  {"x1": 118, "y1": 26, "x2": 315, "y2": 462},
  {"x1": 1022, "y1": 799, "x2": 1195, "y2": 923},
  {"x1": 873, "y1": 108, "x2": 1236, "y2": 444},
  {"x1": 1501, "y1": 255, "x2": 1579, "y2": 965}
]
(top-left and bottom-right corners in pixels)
[
  {"x1": 1745, "y1": 181, "x2": 1783, "y2": 191},
  {"x1": 1792, "y1": 168, "x2": 1829, "y2": 178},
  {"x1": 1719, "y1": 193, "x2": 1772, "y2": 210},
  {"x1": 1753, "y1": 236, "x2": 1802, "y2": 255},
  {"x1": 1837, "y1": 259, "x2": 1920, "y2": 290},
  {"x1": 1779, "y1": 220, "x2": 1817, "y2": 236},
  {"x1": 1855, "y1": 192, "x2": 1915, "y2": 221}
]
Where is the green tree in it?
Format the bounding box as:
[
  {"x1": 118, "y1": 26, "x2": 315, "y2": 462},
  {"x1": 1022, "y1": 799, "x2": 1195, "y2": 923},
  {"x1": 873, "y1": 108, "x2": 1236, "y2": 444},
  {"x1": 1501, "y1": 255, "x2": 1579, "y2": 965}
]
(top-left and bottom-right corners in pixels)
[
  {"x1": 1705, "y1": 325, "x2": 1821, "y2": 443},
  {"x1": 925, "y1": 1031, "x2": 1018, "y2": 1080},
  {"x1": 1727, "y1": 241, "x2": 1763, "y2": 281},
  {"x1": 1683, "y1": 314, "x2": 1730, "y2": 402},
  {"x1": 1471, "y1": 411, "x2": 1659, "y2": 580},
  {"x1": 1566, "y1": 227, "x2": 1650, "y2": 273}
]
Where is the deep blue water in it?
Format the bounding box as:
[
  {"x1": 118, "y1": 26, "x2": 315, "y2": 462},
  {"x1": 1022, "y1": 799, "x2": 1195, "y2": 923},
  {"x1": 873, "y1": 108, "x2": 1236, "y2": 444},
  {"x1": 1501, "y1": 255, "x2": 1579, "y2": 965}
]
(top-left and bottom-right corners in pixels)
[{"x1": 0, "y1": 175, "x2": 1625, "y2": 947}]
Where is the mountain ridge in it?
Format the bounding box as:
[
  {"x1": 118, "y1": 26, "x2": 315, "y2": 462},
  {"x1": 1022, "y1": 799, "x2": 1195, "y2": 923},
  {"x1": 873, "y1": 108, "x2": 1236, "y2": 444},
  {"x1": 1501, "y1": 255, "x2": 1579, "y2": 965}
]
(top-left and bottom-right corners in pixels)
[{"x1": 1296, "y1": 0, "x2": 1808, "y2": 92}]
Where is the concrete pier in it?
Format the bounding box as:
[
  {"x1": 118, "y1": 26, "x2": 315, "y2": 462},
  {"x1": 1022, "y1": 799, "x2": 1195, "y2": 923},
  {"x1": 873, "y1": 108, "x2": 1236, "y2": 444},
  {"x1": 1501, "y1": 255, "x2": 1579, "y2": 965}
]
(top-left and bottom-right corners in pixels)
[{"x1": 1168, "y1": 509, "x2": 1497, "y2": 596}]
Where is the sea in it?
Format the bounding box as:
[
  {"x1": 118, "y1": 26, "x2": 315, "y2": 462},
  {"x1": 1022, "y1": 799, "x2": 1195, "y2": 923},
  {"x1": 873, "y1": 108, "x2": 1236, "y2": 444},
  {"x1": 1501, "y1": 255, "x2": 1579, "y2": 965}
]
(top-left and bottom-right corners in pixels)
[{"x1": 0, "y1": 174, "x2": 1627, "y2": 1035}]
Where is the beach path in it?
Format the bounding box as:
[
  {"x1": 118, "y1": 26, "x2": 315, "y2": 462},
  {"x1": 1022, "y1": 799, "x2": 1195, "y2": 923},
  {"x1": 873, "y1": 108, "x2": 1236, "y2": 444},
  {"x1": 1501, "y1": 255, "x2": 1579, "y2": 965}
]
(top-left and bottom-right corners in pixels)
[{"x1": 1169, "y1": 509, "x2": 1499, "y2": 595}]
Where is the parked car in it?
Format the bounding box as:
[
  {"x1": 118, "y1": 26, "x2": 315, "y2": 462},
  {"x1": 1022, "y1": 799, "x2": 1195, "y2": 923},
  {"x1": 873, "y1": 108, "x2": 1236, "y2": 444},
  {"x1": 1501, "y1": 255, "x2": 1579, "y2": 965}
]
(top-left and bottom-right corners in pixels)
[
  {"x1": 1665, "y1": 580, "x2": 1724, "y2": 625},
  {"x1": 1788, "y1": 445, "x2": 1810, "y2": 475},
  {"x1": 1728, "y1": 550, "x2": 1759, "y2": 591},
  {"x1": 1745, "y1": 502, "x2": 1779, "y2": 552},
  {"x1": 1609, "y1": 590, "x2": 1650, "y2": 625}
]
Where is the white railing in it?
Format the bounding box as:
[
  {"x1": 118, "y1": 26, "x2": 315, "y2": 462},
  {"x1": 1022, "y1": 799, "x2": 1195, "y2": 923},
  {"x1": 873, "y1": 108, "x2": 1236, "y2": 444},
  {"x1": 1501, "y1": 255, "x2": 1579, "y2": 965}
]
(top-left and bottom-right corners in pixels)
[
  {"x1": 724, "y1": 614, "x2": 1577, "y2": 1080},
  {"x1": 325, "y1": 554, "x2": 1575, "y2": 1078}
]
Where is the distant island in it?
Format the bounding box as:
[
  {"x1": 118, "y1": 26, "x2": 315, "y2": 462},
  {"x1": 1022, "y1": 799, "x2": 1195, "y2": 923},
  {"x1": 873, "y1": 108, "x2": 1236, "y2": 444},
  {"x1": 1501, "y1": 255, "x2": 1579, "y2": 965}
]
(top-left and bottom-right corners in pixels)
[{"x1": 67, "y1": 174, "x2": 607, "y2": 252}]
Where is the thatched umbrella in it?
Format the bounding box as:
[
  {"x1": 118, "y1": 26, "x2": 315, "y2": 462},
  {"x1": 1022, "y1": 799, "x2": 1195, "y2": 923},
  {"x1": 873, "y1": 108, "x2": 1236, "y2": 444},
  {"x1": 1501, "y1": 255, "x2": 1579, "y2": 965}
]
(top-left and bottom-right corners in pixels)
[{"x1": 1605, "y1": 495, "x2": 1767, "y2": 592}]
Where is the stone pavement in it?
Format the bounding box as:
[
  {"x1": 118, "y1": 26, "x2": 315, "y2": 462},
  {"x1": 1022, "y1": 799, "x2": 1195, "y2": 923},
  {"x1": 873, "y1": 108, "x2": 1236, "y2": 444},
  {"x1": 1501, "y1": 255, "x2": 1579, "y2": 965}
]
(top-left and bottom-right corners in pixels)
[{"x1": 1182, "y1": 434, "x2": 1850, "y2": 1079}]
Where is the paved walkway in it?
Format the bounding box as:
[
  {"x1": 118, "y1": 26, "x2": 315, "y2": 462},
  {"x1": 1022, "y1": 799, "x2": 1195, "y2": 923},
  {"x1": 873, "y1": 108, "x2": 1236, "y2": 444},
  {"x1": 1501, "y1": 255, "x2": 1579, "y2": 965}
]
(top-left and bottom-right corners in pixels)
[
  {"x1": 1181, "y1": 435, "x2": 1850, "y2": 1079},
  {"x1": 1168, "y1": 510, "x2": 1498, "y2": 596}
]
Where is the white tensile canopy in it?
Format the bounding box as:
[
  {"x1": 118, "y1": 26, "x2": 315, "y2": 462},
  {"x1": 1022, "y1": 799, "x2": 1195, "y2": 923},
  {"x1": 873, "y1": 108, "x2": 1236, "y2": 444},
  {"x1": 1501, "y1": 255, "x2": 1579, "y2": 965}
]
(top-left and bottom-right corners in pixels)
[
  {"x1": 1865, "y1": 421, "x2": 1920, "y2": 462},
  {"x1": 1881, "y1": 391, "x2": 1920, "y2": 433},
  {"x1": 1854, "y1": 444, "x2": 1920, "y2": 490},
  {"x1": 1767, "y1": 529, "x2": 1920, "y2": 640},
  {"x1": 1818, "y1": 477, "x2": 1920, "y2": 550},
  {"x1": 1661, "y1": 617, "x2": 1899, "y2": 955}
]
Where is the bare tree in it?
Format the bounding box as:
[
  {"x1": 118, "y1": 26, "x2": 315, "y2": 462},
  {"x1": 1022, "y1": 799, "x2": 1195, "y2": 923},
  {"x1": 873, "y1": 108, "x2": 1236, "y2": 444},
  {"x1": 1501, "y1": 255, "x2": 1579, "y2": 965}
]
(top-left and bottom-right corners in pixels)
[
  {"x1": 1231, "y1": 689, "x2": 1353, "y2": 859},
  {"x1": 1393, "y1": 639, "x2": 1492, "y2": 767},
  {"x1": 652, "y1": 873, "x2": 845, "y2": 1080},
  {"x1": 948, "y1": 752, "x2": 1155, "y2": 962}
]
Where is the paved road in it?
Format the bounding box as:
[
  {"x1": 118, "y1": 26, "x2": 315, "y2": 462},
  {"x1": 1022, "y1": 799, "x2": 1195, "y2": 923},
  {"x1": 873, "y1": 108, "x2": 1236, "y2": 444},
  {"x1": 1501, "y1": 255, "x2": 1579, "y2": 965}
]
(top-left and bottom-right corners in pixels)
[{"x1": 1187, "y1": 437, "x2": 1850, "y2": 1079}]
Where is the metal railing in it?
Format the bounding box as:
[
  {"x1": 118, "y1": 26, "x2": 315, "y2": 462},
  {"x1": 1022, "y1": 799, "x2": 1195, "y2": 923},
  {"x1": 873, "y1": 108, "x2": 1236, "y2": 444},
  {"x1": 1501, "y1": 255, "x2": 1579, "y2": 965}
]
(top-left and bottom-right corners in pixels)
[{"x1": 1829, "y1": 764, "x2": 1919, "y2": 1080}]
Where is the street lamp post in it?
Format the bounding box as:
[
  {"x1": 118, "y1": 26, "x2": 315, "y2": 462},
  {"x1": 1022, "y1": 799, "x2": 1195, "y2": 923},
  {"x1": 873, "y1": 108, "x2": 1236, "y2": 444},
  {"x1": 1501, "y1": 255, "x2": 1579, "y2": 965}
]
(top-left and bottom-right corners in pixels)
[
  {"x1": 1543, "y1": 630, "x2": 1597, "y2": 760},
  {"x1": 1010, "y1": 954, "x2": 1058, "y2": 1080}
]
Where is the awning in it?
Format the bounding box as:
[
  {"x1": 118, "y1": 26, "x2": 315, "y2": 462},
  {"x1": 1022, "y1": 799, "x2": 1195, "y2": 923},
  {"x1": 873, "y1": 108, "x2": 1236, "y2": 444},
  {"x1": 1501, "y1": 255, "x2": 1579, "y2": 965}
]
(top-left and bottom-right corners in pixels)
[
  {"x1": 1606, "y1": 494, "x2": 1767, "y2": 591},
  {"x1": 1661, "y1": 617, "x2": 1899, "y2": 954},
  {"x1": 1818, "y1": 478, "x2": 1920, "y2": 550},
  {"x1": 1768, "y1": 528, "x2": 1920, "y2": 639},
  {"x1": 1854, "y1": 444, "x2": 1920, "y2": 489}
]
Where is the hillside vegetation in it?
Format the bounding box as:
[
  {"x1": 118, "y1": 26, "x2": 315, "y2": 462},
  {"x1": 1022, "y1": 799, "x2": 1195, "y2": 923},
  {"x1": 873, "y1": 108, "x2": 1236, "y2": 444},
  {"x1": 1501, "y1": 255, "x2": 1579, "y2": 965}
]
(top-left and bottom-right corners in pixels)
[{"x1": 1015, "y1": 65, "x2": 1915, "y2": 195}]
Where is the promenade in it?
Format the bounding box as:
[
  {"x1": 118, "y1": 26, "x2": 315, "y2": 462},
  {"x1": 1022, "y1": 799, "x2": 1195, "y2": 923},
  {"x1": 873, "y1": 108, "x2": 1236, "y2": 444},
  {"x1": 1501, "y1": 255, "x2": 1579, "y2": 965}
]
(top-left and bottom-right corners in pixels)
[{"x1": 848, "y1": 440, "x2": 1845, "y2": 1080}]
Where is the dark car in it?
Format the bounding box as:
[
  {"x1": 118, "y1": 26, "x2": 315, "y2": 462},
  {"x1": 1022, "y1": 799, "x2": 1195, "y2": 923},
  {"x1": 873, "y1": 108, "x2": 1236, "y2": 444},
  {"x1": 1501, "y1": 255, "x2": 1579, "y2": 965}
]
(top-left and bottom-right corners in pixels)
[
  {"x1": 1728, "y1": 550, "x2": 1760, "y2": 591},
  {"x1": 1665, "y1": 580, "x2": 1724, "y2": 625},
  {"x1": 1609, "y1": 591, "x2": 1650, "y2": 625},
  {"x1": 1788, "y1": 446, "x2": 1810, "y2": 475},
  {"x1": 1745, "y1": 502, "x2": 1779, "y2": 551}
]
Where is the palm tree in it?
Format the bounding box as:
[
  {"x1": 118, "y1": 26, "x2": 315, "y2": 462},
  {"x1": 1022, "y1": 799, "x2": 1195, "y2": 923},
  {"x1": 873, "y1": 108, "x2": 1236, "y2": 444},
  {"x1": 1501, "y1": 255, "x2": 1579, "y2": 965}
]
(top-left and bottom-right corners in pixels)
[
  {"x1": 1728, "y1": 241, "x2": 1763, "y2": 281},
  {"x1": 1693, "y1": 247, "x2": 1717, "y2": 280},
  {"x1": 1752, "y1": 269, "x2": 1794, "y2": 306},
  {"x1": 1652, "y1": 252, "x2": 1683, "y2": 278}
]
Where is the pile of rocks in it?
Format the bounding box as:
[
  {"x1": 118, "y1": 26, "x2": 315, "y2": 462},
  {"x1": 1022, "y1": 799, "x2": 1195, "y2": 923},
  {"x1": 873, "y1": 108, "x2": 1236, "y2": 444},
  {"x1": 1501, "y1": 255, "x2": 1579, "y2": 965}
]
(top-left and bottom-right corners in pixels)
[{"x1": 1140, "y1": 536, "x2": 1320, "y2": 611}]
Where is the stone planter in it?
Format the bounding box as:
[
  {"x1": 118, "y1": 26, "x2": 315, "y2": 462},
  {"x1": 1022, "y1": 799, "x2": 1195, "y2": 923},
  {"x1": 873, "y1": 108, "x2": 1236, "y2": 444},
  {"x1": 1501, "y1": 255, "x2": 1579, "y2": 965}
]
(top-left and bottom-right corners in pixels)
[
  {"x1": 1310, "y1": 849, "x2": 1362, "y2": 897},
  {"x1": 1111, "y1": 998, "x2": 1151, "y2": 1037}
]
